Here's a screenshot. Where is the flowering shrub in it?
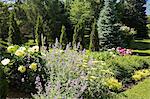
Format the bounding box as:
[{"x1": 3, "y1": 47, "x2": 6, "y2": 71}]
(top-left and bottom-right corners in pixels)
[
  {"x1": 116, "y1": 47, "x2": 132, "y2": 56},
  {"x1": 32, "y1": 46, "x2": 116, "y2": 99},
  {"x1": 0, "y1": 45, "x2": 46, "y2": 94},
  {"x1": 119, "y1": 25, "x2": 136, "y2": 46},
  {"x1": 108, "y1": 47, "x2": 132, "y2": 56},
  {"x1": 132, "y1": 69, "x2": 150, "y2": 81}
]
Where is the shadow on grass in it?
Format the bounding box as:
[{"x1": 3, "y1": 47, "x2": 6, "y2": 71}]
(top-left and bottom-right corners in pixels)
[
  {"x1": 129, "y1": 42, "x2": 150, "y2": 50},
  {"x1": 132, "y1": 52, "x2": 150, "y2": 56}
]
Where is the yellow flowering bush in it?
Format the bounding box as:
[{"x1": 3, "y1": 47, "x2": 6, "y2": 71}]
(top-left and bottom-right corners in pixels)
[
  {"x1": 0, "y1": 45, "x2": 46, "y2": 94},
  {"x1": 132, "y1": 69, "x2": 150, "y2": 81}
]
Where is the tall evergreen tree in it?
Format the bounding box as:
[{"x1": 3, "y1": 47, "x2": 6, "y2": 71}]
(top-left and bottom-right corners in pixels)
[
  {"x1": 35, "y1": 15, "x2": 44, "y2": 48},
  {"x1": 8, "y1": 12, "x2": 22, "y2": 45},
  {"x1": 89, "y1": 18, "x2": 97, "y2": 51},
  {"x1": 120, "y1": 0, "x2": 148, "y2": 38},
  {"x1": 0, "y1": 2, "x2": 10, "y2": 42},
  {"x1": 59, "y1": 25, "x2": 67, "y2": 47},
  {"x1": 97, "y1": 0, "x2": 122, "y2": 50}
]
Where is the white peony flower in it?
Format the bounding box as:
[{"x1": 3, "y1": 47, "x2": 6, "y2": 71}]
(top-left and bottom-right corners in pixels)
[
  {"x1": 1, "y1": 58, "x2": 10, "y2": 66},
  {"x1": 31, "y1": 46, "x2": 39, "y2": 52}
]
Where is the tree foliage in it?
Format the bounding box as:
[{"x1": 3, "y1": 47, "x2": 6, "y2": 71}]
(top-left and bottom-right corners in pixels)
[
  {"x1": 97, "y1": 0, "x2": 122, "y2": 50},
  {"x1": 70, "y1": 0, "x2": 93, "y2": 48},
  {"x1": 0, "y1": 0, "x2": 149, "y2": 50},
  {"x1": 118, "y1": 0, "x2": 148, "y2": 38}
]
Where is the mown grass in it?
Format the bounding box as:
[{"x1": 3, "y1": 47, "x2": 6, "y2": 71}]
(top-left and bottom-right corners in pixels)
[
  {"x1": 133, "y1": 50, "x2": 150, "y2": 56},
  {"x1": 116, "y1": 78, "x2": 150, "y2": 99},
  {"x1": 129, "y1": 39, "x2": 150, "y2": 50},
  {"x1": 129, "y1": 39, "x2": 150, "y2": 56}
]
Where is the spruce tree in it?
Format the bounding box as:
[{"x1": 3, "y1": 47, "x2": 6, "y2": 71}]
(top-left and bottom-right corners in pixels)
[{"x1": 97, "y1": 0, "x2": 121, "y2": 50}]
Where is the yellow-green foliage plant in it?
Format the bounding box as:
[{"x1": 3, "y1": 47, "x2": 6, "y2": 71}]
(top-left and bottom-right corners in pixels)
[{"x1": 132, "y1": 69, "x2": 150, "y2": 81}]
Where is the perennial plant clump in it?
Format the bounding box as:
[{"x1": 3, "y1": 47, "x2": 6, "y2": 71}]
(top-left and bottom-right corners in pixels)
[
  {"x1": 0, "y1": 45, "x2": 46, "y2": 94},
  {"x1": 132, "y1": 69, "x2": 150, "y2": 81},
  {"x1": 33, "y1": 44, "x2": 121, "y2": 99}
]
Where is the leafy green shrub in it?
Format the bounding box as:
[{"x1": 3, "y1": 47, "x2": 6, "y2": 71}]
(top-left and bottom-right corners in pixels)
[
  {"x1": 119, "y1": 25, "x2": 137, "y2": 47},
  {"x1": 107, "y1": 56, "x2": 150, "y2": 83},
  {"x1": 0, "y1": 45, "x2": 46, "y2": 94},
  {"x1": 0, "y1": 66, "x2": 8, "y2": 99},
  {"x1": 32, "y1": 47, "x2": 117, "y2": 99},
  {"x1": 86, "y1": 51, "x2": 114, "y2": 61}
]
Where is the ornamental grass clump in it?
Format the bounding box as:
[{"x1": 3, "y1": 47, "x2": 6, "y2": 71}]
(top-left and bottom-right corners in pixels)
[{"x1": 0, "y1": 45, "x2": 46, "y2": 94}]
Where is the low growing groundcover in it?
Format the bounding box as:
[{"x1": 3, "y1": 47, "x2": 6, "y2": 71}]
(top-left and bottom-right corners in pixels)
[{"x1": 116, "y1": 78, "x2": 150, "y2": 99}]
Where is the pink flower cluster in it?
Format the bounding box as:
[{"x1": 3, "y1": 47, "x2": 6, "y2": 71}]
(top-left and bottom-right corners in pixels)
[{"x1": 116, "y1": 47, "x2": 132, "y2": 56}]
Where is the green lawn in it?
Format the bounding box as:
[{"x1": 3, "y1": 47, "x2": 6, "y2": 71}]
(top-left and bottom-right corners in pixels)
[
  {"x1": 130, "y1": 39, "x2": 150, "y2": 56},
  {"x1": 116, "y1": 78, "x2": 150, "y2": 99},
  {"x1": 130, "y1": 39, "x2": 150, "y2": 50},
  {"x1": 133, "y1": 50, "x2": 150, "y2": 54}
]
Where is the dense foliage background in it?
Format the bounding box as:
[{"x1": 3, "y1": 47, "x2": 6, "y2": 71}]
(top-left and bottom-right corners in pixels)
[{"x1": 0, "y1": 0, "x2": 149, "y2": 51}]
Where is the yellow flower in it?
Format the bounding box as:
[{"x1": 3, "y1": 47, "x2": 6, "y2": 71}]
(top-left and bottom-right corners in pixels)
[
  {"x1": 91, "y1": 61, "x2": 100, "y2": 64},
  {"x1": 90, "y1": 76, "x2": 97, "y2": 79},
  {"x1": 29, "y1": 63, "x2": 38, "y2": 71},
  {"x1": 15, "y1": 50, "x2": 26, "y2": 57},
  {"x1": 7, "y1": 46, "x2": 17, "y2": 53},
  {"x1": 1, "y1": 58, "x2": 10, "y2": 65},
  {"x1": 88, "y1": 76, "x2": 97, "y2": 82},
  {"x1": 28, "y1": 46, "x2": 39, "y2": 54},
  {"x1": 82, "y1": 63, "x2": 88, "y2": 68},
  {"x1": 18, "y1": 65, "x2": 26, "y2": 73}
]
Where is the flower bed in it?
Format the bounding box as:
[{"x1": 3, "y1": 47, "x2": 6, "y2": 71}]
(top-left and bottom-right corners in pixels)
[{"x1": 0, "y1": 45, "x2": 150, "y2": 98}]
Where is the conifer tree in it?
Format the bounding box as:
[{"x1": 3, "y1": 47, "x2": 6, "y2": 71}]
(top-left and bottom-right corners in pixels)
[
  {"x1": 8, "y1": 12, "x2": 22, "y2": 45},
  {"x1": 35, "y1": 15, "x2": 44, "y2": 49},
  {"x1": 60, "y1": 25, "x2": 67, "y2": 47},
  {"x1": 97, "y1": 0, "x2": 122, "y2": 50},
  {"x1": 89, "y1": 18, "x2": 97, "y2": 51}
]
